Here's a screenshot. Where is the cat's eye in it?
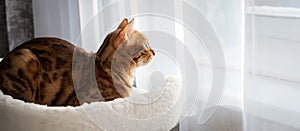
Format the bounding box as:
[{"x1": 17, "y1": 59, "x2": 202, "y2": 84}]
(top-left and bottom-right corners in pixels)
[{"x1": 144, "y1": 41, "x2": 149, "y2": 48}]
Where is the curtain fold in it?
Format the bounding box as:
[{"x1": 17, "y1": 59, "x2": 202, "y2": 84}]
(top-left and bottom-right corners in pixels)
[
  {"x1": 0, "y1": 0, "x2": 8, "y2": 57},
  {"x1": 0, "y1": 0, "x2": 34, "y2": 57}
]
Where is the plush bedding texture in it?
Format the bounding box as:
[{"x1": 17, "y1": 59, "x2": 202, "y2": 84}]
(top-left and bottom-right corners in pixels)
[{"x1": 0, "y1": 72, "x2": 182, "y2": 131}]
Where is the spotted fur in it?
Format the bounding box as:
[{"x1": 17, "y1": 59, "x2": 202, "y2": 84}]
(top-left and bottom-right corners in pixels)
[{"x1": 0, "y1": 18, "x2": 155, "y2": 106}]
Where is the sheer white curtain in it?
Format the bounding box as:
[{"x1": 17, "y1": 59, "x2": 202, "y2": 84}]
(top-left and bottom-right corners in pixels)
[
  {"x1": 32, "y1": 0, "x2": 80, "y2": 44},
  {"x1": 32, "y1": 0, "x2": 244, "y2": 130},
  {"x1": 245, "y1": 0, "x2": 300, "y2": 131}
]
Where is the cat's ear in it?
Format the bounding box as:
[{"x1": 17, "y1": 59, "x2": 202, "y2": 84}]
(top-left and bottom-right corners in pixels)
[
  {"x1": 118, "y1": 18, "x2": 134, "y2": 40},
  {"x1": 127, "y1": 18, "x2": 134, "y2": 31},
  {"x1": 117, "y1": 18, "x2": 128, "y2": 29}
]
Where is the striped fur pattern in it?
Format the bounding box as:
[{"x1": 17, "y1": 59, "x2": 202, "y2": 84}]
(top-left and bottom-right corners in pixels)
[{"x1": 0, "y1": 18, "x2": 155, "y2": 106}]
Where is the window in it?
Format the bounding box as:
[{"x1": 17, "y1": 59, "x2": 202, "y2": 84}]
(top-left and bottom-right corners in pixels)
[{"x1": 245, "y1": 0, "x2": 300, "y2": 130}]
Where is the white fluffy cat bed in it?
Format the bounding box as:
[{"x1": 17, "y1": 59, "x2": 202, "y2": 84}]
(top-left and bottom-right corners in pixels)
[{"x1": 0, "y1": 74, "x2": 181, "y2": 131}]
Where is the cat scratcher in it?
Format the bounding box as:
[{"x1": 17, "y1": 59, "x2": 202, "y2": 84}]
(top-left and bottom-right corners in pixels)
[{"x1": 0, "y1": 75, "x2": 182, "y2": 131}]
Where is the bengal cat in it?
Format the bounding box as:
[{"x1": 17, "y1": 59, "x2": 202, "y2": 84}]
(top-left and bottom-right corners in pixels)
[{"x1": 0, "y1": 18, "x2": 155, "y2": 106}]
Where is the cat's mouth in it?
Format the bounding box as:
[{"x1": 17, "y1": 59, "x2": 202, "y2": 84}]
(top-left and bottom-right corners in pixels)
[{"x1": 150, "y1": 49, "x2": 155, "y2": 56}]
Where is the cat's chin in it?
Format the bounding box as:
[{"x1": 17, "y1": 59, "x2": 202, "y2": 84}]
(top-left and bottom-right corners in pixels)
[{"x1": 137, "y1": 61, "x2": 147, "y2": 66}]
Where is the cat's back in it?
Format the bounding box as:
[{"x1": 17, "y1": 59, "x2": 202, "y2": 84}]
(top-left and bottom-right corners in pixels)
[
  {"x1": 0, "y1": 37, "x2": 77, "y2": 81},
  {"x1": 3, "y1": 37, "x2": 77, "y2": 71},
  {"x1": 13, "y1": 37, "x2": 75, "y2": 58}
]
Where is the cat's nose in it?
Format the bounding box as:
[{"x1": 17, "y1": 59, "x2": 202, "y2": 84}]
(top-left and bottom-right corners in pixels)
[{"x1": 150, "y1": 49, "x2": 155, "y2": 56}]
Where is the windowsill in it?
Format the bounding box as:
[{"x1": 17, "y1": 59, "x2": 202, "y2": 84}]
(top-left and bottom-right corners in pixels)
[
  {"x1": 245, "y1": 73, "x2": 300, "y2": 129},
  {"x1": 246, "y1": 6, "x2": 300, "y2": 18}
]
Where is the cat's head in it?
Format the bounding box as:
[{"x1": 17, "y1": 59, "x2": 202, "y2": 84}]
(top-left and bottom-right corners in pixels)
[
  {"x1": 95, "y1": 18, "x2": 155, "y2": 97},
  {"x1": 111, "y1": 18, "x2": 155, "y2": 67}
]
